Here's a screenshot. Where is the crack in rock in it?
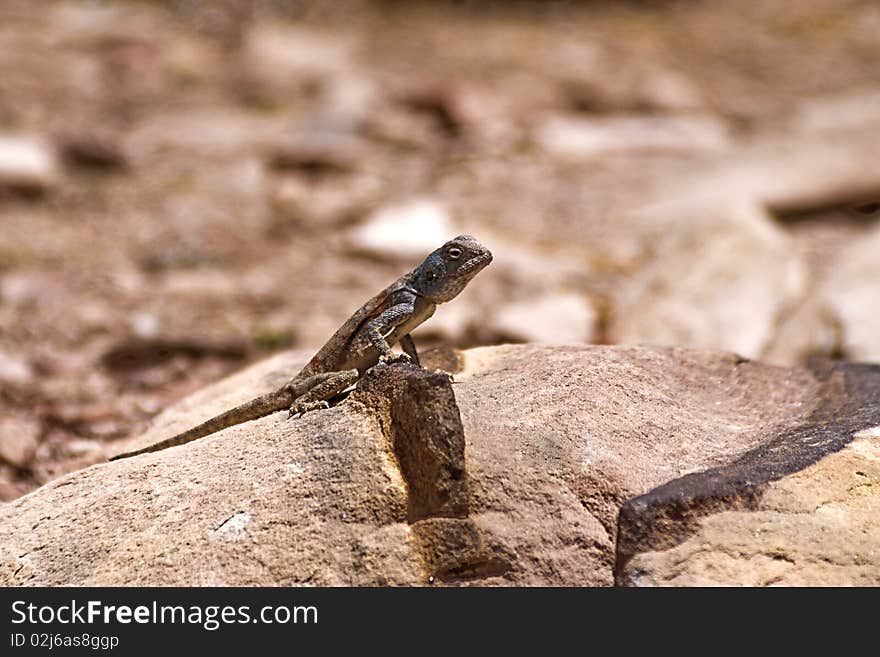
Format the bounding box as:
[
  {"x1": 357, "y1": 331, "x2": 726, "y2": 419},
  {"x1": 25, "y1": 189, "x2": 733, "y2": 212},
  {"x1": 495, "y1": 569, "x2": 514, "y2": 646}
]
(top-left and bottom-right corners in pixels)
[
  {"x1": 211, "y1": 511, "x2": 251, "y2": 542},
  {"x1": 352, "y1": 362, "x2": 511, "y2": 583}
]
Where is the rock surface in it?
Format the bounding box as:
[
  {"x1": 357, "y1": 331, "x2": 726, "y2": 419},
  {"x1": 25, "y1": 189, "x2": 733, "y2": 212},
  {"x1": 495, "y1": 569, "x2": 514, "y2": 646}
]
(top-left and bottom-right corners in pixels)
[
  {"x1": 611, "y1": 202, "x2": 805, "y2": 358},
  {"x1": 619, "y1": 426, "x2": 880, "y2": 586},
  {"x1": 616, "y1": 358, "x2": 880, "y2": 586},
  {"x1": 0, "y1": 416, "x2": 40, "y2": 469},
  {"x1": 1, "y1": 345, "x2": 878, "y2": 586},
  {"x1": 819, "y1": 225, "x2": 880, "y2": 363}
]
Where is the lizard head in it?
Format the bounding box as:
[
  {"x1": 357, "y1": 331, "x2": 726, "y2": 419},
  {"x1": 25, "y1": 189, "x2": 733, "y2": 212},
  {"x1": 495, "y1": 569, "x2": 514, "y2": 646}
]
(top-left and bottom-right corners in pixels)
[{"x1": 415, "y1": 235, "x2": 493, "y2": 303}]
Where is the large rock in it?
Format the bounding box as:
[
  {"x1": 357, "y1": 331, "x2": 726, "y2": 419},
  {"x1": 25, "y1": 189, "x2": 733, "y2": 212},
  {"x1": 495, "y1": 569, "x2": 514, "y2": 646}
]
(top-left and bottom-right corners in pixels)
[
  {"x1": 618, "y1": 426, "x2": 880, "y2": 586},
  {"x1": 1, "y1": 345, "x2": 878, "y2": 586},
  {"x1": 611, "y1": 202, "x2": 805, "y2": 358},
  {"x1": 534, "y1": 114, "x2": 730, "y2": 160},
  {"x1": 608, "y1": 116, "x2": 880, "y2": 366},
  {"x1": 616, "y1": 360, "x2": 880, "y2": 586}
]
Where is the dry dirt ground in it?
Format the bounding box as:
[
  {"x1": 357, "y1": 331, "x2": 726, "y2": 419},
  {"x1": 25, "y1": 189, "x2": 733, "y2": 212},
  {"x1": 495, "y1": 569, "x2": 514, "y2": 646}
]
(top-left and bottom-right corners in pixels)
[{"x1": 1, "y1": 0, "x2": 878, "y2": 500}]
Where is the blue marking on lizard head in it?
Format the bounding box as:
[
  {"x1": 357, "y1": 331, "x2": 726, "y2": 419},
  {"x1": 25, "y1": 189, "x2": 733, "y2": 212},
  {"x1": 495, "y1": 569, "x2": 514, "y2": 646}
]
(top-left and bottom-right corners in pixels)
[{"x1": 415, "y1": 235, "x2": 493, "y2": 303}]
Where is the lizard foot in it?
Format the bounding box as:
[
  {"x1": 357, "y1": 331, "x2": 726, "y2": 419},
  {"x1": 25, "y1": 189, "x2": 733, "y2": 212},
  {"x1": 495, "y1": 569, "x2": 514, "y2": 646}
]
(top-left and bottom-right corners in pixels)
[
  {"x1": 288, "y1": 400, "x2": 330, "y2": 419},
  {"x1": 436, "y1": 370, "x2": 455, "y2": 383},
  {"x1": 379, "y1": 352, "x2": 412, "y2": 365}
]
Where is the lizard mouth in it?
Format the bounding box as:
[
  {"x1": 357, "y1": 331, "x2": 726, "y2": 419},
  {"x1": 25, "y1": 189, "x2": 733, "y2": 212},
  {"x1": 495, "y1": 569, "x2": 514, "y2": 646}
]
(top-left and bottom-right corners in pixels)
[{"x1": 459, "y1": 251, "x2": 493, "y2": 277}]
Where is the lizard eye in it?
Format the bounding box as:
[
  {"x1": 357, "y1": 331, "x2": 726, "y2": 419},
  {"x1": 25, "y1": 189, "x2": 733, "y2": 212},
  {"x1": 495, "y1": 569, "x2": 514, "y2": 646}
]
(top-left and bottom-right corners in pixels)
[
  {"x1": 426, "y1": 271, "x2": 437, "y2": 282},
  {"x1": 447, "y1": 247, "x2": 462, "y2": 260}
]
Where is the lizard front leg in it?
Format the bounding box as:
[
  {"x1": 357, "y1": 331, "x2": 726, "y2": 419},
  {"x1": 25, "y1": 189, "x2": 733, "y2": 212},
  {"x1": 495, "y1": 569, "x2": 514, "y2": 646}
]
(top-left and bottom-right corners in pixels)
[
  {"x1": 365, "y1": 292, "x2": 418, "y2": 364},
  {"x1": 287, "y1": 369, "x2": 359, "y2": 418}
]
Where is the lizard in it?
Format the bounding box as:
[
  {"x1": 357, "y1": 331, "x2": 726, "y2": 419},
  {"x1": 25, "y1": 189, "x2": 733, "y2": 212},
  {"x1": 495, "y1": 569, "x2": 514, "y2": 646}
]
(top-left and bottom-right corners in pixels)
[{"x1": 110, "y1": 235, "x2": 492, "y2": 460}]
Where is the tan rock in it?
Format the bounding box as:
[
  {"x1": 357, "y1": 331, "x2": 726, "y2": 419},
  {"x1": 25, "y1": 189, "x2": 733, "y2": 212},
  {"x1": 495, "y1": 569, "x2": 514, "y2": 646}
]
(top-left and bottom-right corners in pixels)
[
  {"x1": 762, "y1": 221, "x2": 880, "y2": 365},
  {"x1": 489, "y1": 292, "x2": 598, "y2": 344},
  {"x1": 0, "y1": 464, "x2": 29, "y2": 502},
  {"x1": 4, "y1": 345, "x2": 865, "y2": 587},
  {"x1": 561, "y1": 66, "x2": 705, "y2": 114},
  {"x1": 620, "y1": 427, "x2": 880, "y2": 586},
  {"x1": 821, "y1": 226, "x2": 880, "y2": 362},
  {"x1": 128, "y1": 111, "x2": 286, "y2": 159},
  {"x1": 243, "y1": 24, "x2": 354, "y2": 82},
  {"x1": 0, "y1": 351, "x2": 34, "y2": 386},
  {"x1": 759, "y1": 297, "x2": 842, "y2": 366},
  {"x1": 268, "y1": 131, "x2": 367, "y2": 174},
  {"x1": 612, "y1": 202, "x2": 806, "y2": 358},
  {"x1": 534, "y1": 114, "x2": 730, "y2": 160},
  {"x1": 740, "y1": 130, "x2": 880, "y2": 218},
  {"x1": 348, "y1": 199, "x2": 457, "y2": 261},
  {"x1": 615, "y1": 355, "x2": 880, "y2": 586},
  {"x1": 270, "y1": 171, "x2": 381, "y2": 228},
  {"x1": 0, "y1": 416, "x2": 40, "y2": 469},
  {"x1": 0, "y1": 135, "x2": 58, "y2": 193}
]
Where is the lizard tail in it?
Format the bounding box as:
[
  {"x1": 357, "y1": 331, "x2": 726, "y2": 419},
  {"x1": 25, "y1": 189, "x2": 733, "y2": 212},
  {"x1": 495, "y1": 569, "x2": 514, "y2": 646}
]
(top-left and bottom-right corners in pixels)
[{"x1": 109, "y1": 387, "x2": 294, "y2": 461}]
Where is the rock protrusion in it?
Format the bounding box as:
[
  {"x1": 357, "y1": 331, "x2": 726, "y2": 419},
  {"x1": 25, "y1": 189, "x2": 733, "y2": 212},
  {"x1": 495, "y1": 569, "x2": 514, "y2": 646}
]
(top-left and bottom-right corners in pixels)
[
  {"x1": 352, "y1": 361, "x2": 510, "y2": 583},
  {"x1": 353, "y1": 361, "x2": 469, "y2": 523}
]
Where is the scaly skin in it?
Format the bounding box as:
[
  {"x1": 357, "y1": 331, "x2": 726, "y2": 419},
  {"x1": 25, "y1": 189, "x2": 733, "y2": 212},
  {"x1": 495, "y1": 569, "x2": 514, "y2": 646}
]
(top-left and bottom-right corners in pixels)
[{"x1": 110, "y1": 235, "x2": 492, "y2": 460}]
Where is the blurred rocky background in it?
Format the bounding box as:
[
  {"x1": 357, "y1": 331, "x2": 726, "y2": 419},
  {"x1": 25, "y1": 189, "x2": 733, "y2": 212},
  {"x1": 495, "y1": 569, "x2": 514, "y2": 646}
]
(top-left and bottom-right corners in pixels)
[{"x1": 1, "y1": 0, "x2": 878, "y2": 501}]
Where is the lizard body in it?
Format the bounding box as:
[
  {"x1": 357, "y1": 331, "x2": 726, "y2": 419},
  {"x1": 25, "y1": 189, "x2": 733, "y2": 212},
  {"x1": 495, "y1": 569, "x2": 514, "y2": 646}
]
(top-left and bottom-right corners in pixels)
[{"x1": 110, "y1": 235, "x2": 492, "y2": 460}]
